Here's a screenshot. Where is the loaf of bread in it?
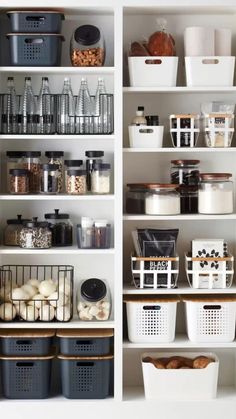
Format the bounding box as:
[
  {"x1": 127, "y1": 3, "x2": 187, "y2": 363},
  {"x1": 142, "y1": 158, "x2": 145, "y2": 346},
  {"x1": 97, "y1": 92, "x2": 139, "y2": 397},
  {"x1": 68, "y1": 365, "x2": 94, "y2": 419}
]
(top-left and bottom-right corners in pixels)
[
  {"x1": 143, "y1": 355, "x2": 214, "y2": 369},
  {"x1": 129, "y1": 41, "x2": 150, "y2": 57},
  {"x1": 147, "y1": 31, "x2": 176, "y2": 56}
]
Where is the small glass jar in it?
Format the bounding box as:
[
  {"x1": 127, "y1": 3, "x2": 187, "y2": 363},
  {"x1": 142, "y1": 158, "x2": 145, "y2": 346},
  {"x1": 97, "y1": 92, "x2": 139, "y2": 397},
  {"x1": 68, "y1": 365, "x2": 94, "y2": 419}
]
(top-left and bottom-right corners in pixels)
[
  {"x1": 6, "y1": 151, "x2": 25, "y2": 191},
  {"x1": 66, "y1": 169, "x2": 87, "y2": 195},
  {"x1": 64, "y1": 159, "x2": 83, "y2": 189},
  {"x1": 198, "y1": 173, "x2": 233, "y2": 214},
  {"x1": 22, "y1": 151, "x2": 41, "y2": 193},
  {"x1": 70, "y1": 25, "x2": 105, "y2": 67},
  {"x1": 145, "y1": 184, "x2": 180, "y2": 215},
  {"x1": 77, "y1": 278, "x2": 111, "y2": 321},
  {"x1": 85, "y1": 150, "x2": 104, "y2": 191},
  {"x1": 19, "y1": 218, "x2": 52, "y2": 249},
  {"x1": 126, "y1": 184, "x2": 147, "y2": 214},
  {"x1": 171, "y1": 160, "x2": 200, "y2": 186},
  {"x1": 45, "y1": 151, "x2": 64, "y2": 193},
  {"x1": 178, "y1": 185, "x2": 198, "y2": 214},
  {"x1": 4, "y1": 214, "x2": 30, "y2": 246},
  {"x1": 91, "y1": 163, "x2": 111, "y2": 194},
  {"x1": 77, "y1": 219, "x2": 111, "y2": 249},
  {"x1": 9, "y1": 169, "x2": 29, "y2": 194},
  {"x1": 41, "y1": 164, "x2": 60, "y2": 194},
  {"x1": 45, "y1": 209, "x2": 73, "y2": 247}
]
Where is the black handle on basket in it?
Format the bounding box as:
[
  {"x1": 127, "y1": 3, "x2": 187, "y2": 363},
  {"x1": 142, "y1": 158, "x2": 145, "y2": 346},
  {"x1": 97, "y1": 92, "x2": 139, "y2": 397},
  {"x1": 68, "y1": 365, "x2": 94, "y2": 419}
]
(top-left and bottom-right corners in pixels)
[
  {"x1": 76, "y1": 340, "x2": 93, "y2": 346},
  {"x1": 26, "y1": 15, "x2": 46, "y2": 22},
  {"x1": 16, "y1": 362, "x2": 34, "y2": 367},
  {"x1": 16, "y1": 340, "x2": 33, "y2": 346},
  {"x1": 203, "y1": 305, "x2": 222, "y2": 310},
  {"x1": 143, "y1": 305, "x2": 161, "y2": 311},
  {"x1": 76, "y1": 362, "x2": 94, "y2": 367},
  {"x1": 24, "y1": 38, "x2": 44, "y2": 44}
]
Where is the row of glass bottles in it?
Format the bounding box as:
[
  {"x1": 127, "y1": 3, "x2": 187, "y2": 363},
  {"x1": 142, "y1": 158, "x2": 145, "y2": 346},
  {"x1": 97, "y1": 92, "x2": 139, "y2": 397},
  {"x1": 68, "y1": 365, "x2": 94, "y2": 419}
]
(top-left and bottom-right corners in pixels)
[{"x1": 2, "y1": 76, "x2": 109, "y2": 134}]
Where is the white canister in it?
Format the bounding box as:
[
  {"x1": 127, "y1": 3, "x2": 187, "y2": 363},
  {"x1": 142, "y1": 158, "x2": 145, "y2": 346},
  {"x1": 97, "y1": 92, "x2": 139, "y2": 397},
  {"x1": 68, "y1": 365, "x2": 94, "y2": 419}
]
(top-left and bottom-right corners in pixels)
[
  {"x1": 198, "y1": 173, "x2": 233, "y2": 214},
  {"x1": 145, "y1": 184, "x2": 180, "y2": 215},
  {"x1": 184, "y1": 27, "x2": 215, "y2": 57}
]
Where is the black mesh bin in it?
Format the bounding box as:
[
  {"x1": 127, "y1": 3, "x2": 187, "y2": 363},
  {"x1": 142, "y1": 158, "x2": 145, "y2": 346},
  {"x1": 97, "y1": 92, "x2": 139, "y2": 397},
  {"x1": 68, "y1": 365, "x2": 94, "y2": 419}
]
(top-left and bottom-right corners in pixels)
[
  {"x1": 0, "y1": 329, "x2": 55, "y2": 356},
  {"x1": 57, "y1": 329, "x2": 113, "y2": 356},
  {"x1": 58, "y1": 354, "x2": 113, "y2": 399},
  {"x1": 7, "y1": 11, "x2": 64, "y2": 33}
]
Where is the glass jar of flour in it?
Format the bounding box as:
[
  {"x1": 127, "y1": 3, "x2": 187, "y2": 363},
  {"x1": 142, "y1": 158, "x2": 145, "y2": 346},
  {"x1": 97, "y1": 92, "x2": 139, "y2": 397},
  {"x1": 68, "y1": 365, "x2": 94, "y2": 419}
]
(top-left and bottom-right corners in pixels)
[
  {"x1": 198, "y1": 173, "x2": 233, "y2": 214},
  {"x1": 145, "y1": 184, "x2": 180, "y2": 215}
]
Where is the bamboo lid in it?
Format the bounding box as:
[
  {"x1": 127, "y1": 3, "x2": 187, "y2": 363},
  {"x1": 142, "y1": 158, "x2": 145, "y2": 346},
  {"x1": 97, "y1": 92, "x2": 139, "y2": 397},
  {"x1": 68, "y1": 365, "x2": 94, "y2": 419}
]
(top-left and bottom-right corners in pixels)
[
  {"x1": 57, "y1": 353, "x2": 114, "y2": 361},
  {"x1": 124, "y1": 295, "x2": 180, "y2": 303},
  {"x1": 56, "y1": 329, "x2": 114, "y2": 338},
  {"x1": 0, "y1": 329, "x2": 55, "y2": 338},
  {"x1": 0, "y1": 353, "x2": 55, "y2": 361},
  {"x1": 183, "y1": 295, "x2": 236, "y2": 303}
]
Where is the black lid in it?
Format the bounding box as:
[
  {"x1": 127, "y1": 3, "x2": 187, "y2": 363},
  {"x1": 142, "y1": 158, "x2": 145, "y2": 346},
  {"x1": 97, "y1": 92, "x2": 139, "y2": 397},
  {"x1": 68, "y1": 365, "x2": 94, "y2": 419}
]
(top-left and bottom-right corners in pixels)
[
  {"x1": 9, "y1": 168, "x2": 29, "y2": 176},
  {"x1": 74, "y1": 25, "x2": 101, "y2": 46},
  {"x1": 85, "y1": 150, "x2": 104, "y2": 158},
  {"x1": 7, "y1": 214, "x2": 30, "y2": 225},
  {"x1": 24, "y1": 151, "x2": 41, "y2": 157},
  {"x1": 7, "y1": 76, "x2": 14, "y2": 80},
  {"x1": 45, "y1": 209, "x2": 69, "y2": 220},
  {"x1": 6, "y1": 151, "x2": 25, "y2": 158},
  {"x1": 45, "y1": 151, "x2": 64, "y2": 158},
  {"x1": 93, "y1": 163, "x2": 111, "y2": 170},
  {"x1": 25, "y1": 77, "x2": 31, "y2": 81},
  {"x1": 41, "y1": 164, "x2": 59, "y2": 171},
  {"x1": 64, "y1": 159, "x2": 83, "y2": 167},
  {"x1": 146, "y1": 115, "x2": 159, "y2": 126},
  {"x1": 81, "y1": 278, "x2": 107, "y2": 302},
  {"x1": 67, "y1": 169, "x2": 87, "y2": 176},
  {"x1": 137, "y1": 106, "x2": 144, "y2": 111}
]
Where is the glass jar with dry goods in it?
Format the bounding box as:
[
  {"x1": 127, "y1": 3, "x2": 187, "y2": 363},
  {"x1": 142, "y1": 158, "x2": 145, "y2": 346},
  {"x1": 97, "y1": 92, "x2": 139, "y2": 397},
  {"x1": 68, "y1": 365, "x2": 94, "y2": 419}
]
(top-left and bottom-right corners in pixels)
[
  {"x1": 41, "y1": 164, "x2": 60, "y2": 194},
  {"x1": 45, "y1": 151, "x2": 64, "y2": 193},
  {"x1": 91, "y1": 163, "x2": 111, "y2": 194},
  {"x1": 19, "y1": 218, "x2": 52, "y2": 249},
  {"x1": 171, "y1": 160, "x2": 200, "y2": 186},
  {"x1": 77, "y1": 278, "x2": 111, "y2": 321},
  {"x1": 70, "y1": 25, "x2": 105, "y2": 67},
  {"x1": 45, "y1": 209, "x2": 73, "y2": 247},
  {"x1": 22, "y1": 151, "x2": 41, "y2": 193},
  {"x1": 64, "y1": 159, "x2": 83, "y2": 189},
  {"x1": 178, "y1": 185, "x2": 198, "y2": 214},
  {"x1": 198, "y1": 173, "x2": 233, "y2": 214},
  {"x1": 126, "y1": 184, "x2": 147, "y2": 214},
  {"x1": 66, "y1": 169, "x2": 87, "y2": 195},
  {"x1": 9, "y1": 168, "x2": 29, "y2": 194},
  {"x1": 6, "y1": 151, "x2": 24, "y2": 191},
  {"x1": 4, "y1": 214, "x2": 30, "y2": 246},
  {"x1": 145, "y1": 184, "x2": 180, "y2": 215},
  {"x1": 85, "y1": 150, "x2": 104, "y2": 191}
]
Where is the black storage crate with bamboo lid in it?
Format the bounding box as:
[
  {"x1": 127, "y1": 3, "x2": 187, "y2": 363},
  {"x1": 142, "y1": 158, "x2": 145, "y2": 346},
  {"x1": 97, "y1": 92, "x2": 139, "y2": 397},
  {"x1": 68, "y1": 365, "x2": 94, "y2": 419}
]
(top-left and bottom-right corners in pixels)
[
  {"x1": 56, "y1": 328, "x2": 113, "y2": 356},
  {"x1": 0, "y1": 329, "x2": 55, "y2": 356}
]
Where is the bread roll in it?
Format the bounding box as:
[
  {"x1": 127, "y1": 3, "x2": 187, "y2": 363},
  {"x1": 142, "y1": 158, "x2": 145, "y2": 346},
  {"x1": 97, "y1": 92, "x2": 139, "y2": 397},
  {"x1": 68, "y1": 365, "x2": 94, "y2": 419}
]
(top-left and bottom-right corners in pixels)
[{"x1": 193, "y1": 356, "x2": 214, "y2": 369}]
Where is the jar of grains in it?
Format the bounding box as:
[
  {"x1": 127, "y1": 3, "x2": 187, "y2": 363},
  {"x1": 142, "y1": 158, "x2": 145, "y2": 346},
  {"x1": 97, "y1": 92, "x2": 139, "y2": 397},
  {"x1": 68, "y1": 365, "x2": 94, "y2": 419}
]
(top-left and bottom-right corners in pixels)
[
  {"x1": 6, "y1": 151, "x2": 24, "y2": 191},
  {"x1": 91, "y1": 163, "x2": 111, "y2": 194},
  {"x1": 9, "y1": 169, "x2": 29, "y2": 194},
  {"x1": 22, "y1": 151, "x2": 41, "y2": 193},
  {"x1": 66, "y1": 169, "x2": 87, "y2": 194},
  {"x1": 77, "y1": 278, "x2": 111, "y2": 321},
  {"x1": 19, "y1": 218, "x2": 52, "y2": 249},
  {"x1": 45, "y1": 209, "x2": 73, "y2": 247},
  {"x1": 145, "y1": 184, "x2": 180, "y2": 215},
  {"x1": 85, "y1": 150, "x2": 104, "y2": 191},
  {"x1": 4, "y1": 214, "x2": 30, "y2": 246},
  {"x1": 198, "y1": 173, "x2": 233, "y2": 214},
  {"x1": 70, "y1": 25, "x2": 105, "y2": 67},
  {"x1": 126, "y1": 184, "x2": 147, "y2": 214},
  {"x1": 171, "y1": 160, "x2": 200, "y2": 186},
  {"x1": 41, "y1": 164, "x2": 60, "y2": 194},
  {"x1": 45, "y1": 151, "x2": 64, "y2": 193},
  {"x1": 64, "y1": 159, "x2": 83, "y2": 189}
]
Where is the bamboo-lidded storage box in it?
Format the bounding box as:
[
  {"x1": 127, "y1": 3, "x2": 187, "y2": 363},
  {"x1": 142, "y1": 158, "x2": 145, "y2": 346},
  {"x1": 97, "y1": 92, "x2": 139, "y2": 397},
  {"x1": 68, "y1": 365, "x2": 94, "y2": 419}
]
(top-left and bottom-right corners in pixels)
[
  {"x1": 0, "y1": 329, "x2": 55, "y2": 356},
  {"x1": 56, "y1": 328, "x2": 113, "y2": 356}
]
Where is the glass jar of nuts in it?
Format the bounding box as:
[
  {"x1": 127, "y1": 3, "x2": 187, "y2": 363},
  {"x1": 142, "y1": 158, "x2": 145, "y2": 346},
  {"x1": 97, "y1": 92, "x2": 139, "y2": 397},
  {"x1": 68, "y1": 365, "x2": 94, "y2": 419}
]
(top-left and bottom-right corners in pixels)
[
  {"x1": 9, "y1": 168, "x2": 29, "y2": 194},
  {"x1": 70, "y1": 25, "x2": 105, "y2": 67},
  {"x1": 4, "y1": 214, "x2": 30, "y2": 246},
  {"x1": 19, "y1": 218, "x2": 52, "y2": 249},
  {"x1": 66, "y1": 169, "x2": 87, "y2": 194}
]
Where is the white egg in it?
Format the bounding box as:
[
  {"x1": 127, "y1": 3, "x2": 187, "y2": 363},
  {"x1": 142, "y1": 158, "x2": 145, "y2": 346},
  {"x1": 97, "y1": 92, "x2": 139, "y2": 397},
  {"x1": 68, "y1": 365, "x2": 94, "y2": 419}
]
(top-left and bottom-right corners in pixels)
[
  {"x1": 11, "y1": 287, "x2": 29, "y2": 301},
  {"x1": 39, "y1": 280, "x2": 57, "y2": 297},
  {"x1": 56, "y1": 305, "x2": 71, "y2": 321},
  {"x1": 39, "y1": 305, "x2": 55, "y2": 321},
  {"x1": 27, "y1": 294, "x2": 47, "y2": 309},
  {"x1": 13, "y1": 301, "x2": 26, "y2": 315},
  {"x1": 89, "y1": 305, "x2": 100, "y2": 317},
  {"x1": 48, "y1": 291, "x2": 68, "y2": 308},
  {"x1": 78, "y1": 307, "x2": 93, "y2": 321},
  {"x1": 0, "y1": 285, "x2": 11, "y2": 300},
  {"x1": 27, "y1": 279, "x2": 40, "y2": 289},
  {"x1": 21, "y1": 284, "x2": 37, "y2": 299},
  {"x1": 0, "y1": 303, "x2": 16, "y2": 320},
  {"x1": 20, "y1": 305, "x2": 39, "y2": 321},
  {"x1": 58, "y1": 278, "x2": 71, "y2": 296}
]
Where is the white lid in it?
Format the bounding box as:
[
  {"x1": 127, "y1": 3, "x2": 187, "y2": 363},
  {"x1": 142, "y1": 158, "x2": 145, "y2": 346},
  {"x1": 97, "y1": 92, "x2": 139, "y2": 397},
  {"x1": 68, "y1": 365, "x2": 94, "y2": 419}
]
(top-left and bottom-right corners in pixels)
[
  {"x1": 94, "y1": 219, "x2": 108, "y2": 228},
  {"x1": 81, "y1": 217, "x2": 93, "y2": 228}
]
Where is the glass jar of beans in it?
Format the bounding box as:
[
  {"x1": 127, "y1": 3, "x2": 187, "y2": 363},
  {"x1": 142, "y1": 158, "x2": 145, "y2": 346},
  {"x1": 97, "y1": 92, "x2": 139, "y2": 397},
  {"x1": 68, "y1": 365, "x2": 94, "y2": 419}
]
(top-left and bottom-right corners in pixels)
[
  {"x1": 66, "y1": 169, "x2": 87, "y2": 194},
  {"x1": 22, "y1": 151, "x2": 41, "y2": 193},
  {"x1": 9, "y1": 169, "x2": 29, "y2": 194},
  {"x1": 45, "y1": 151, "x2": 64, "y2": 193},
  {"x1": 70, "y1": 25, "x2": 105, "y2": 67}
]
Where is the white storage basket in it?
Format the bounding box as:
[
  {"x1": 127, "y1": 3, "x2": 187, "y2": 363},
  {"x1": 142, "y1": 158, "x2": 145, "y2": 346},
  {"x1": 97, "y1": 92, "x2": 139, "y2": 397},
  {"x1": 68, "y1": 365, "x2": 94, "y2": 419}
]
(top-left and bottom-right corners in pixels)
[
  {"x1": 142, "y1": 351, "x2": 219, "y2": 400},
  {"x1": 169, "y1": 114, "x2": 200, "y2": 148},
  {"x1": 128, "y1": 125, "x2": 164, "y2": 148},
  {"x1": 128, "y1": 56, "x2": 178, "y2": 87},
  {"x1": 185, "y1": 56, "x2": 235, "y2": 87},
  {"x1": 185, "y1": 252, "x2": 234, "y2": 289},
  {"x1": 124, "y1": 296, "x2": 179, "y2": 343},
  {"x1": 184, "y1": 296, "x2": 236, "y2": 343}
]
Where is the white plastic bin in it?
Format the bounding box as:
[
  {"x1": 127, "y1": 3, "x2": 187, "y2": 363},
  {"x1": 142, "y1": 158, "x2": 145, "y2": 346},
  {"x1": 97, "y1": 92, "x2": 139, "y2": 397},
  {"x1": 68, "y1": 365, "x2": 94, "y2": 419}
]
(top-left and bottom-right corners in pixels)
[
  {"x1": 124, "y1": 296, "x2": 179, "y2": 343},
  {"x1": 128, "y1": 56, "x2": 178, "y2": 87},
  {"x1": 142, "y1": 352, "x2": 219, "y2": 400},
  {"x1": 184, "y1": 296, "x2": 236, "y2": 342},
  {"x1": 128, "y1": 125, "x2": 164, "y2": 148},
  {"x1": 185, "y1": 56, "x2": 235, "y2": 87}
]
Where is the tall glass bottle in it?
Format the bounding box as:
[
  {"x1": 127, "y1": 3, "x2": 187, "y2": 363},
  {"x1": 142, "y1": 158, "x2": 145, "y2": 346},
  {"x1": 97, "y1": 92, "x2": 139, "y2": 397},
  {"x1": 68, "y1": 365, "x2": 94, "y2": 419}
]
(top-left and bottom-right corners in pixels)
[
  {"x1": 59, "y1": 77, "x2": 75, "y2": 134},
  {"x1": 37, "y1": 77, "x2": 51, "y2": 134},
  {"x1": 5, "y1": 77, "x2": 18, "y2": 134},
  {"x1": 93, "y1": 77, "x2": 106, "y2": 133},
  {"x1": 75, "y1": 77, "x2": 92, "y2": 134},
  {"x1": 20, "y1": 77, "x2": 36, "y2": 134}
]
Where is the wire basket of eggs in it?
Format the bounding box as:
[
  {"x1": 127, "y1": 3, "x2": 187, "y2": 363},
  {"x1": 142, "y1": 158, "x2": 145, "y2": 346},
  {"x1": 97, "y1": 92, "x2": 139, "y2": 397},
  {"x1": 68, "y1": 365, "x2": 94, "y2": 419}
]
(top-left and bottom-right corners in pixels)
[{"x1": 0, "y1": 265, "x2": 74, "y2": 322}]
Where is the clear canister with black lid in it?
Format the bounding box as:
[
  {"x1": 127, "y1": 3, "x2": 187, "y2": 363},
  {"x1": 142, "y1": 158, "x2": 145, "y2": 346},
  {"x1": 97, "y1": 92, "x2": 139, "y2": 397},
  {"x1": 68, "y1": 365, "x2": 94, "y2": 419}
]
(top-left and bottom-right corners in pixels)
[
  {"x1": 41, "y1": 163, "x2": 60, "y2": 194},
  {"x1": 6, "y1": 151, "x2": 25, "y2": 191},
  {"x1": 126, "y1": 184, "x2": 147, "y2": 214},
  {"x1": 9, "y1": 168, "x2": 29, "y2": 194},
  {"x1": 45, "y1": 151, "x2": 64, "y2": 193},
  {"x1": 64, "y1": 159, "x2": 83, "y2": 189},
  {"x1": 4, "y1": 214, "x2": 30, "y2": 246},
  {"x1": 22, "y1": 151, "x2": 41, "y2": 193},
  {"x1": 85, "y1": 150, "x2": 104, "y2": 191},
  {"x1": 70, "y1": 24, "x2": 105, "y2": 67},
  {"x1": 77, "y1": 278, "x2": 111, "y2": 321},
  {"x1": 45, "y1": 209, "x2": 73, "y2": 247},
  {"x1": 19, "y1": 217, "x2": 52, "y2": 249},
  {"x1": 171, "y1": 160, "x2": 200, "y2": 186}
]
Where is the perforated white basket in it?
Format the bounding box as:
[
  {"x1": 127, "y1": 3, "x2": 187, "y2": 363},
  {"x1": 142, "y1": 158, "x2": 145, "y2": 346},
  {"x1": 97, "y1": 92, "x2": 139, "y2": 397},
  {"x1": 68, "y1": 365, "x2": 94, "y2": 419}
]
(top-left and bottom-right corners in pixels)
[
  {"x1": 184, "y1": 297, "x2": 236, "y2": 343},
  {"x1": 125, "y1": 296, "x2": 179, "y2": 343}
]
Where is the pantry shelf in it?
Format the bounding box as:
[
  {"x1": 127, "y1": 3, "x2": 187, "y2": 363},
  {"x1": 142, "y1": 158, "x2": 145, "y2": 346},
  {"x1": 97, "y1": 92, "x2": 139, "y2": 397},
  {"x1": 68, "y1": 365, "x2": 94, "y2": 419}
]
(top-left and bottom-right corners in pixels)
[
  {"x1": 123, "y1": 214, "x2": 236, "y2": 221},
  {"x1": 123, "y1": 86, "x2": 236, "y2": 93},
  {"x1": 0, "y1": 319, "x2": 115, "y2": 329},
  {"x1": 123, "y1": 148, "x2": 236, "y2": 153},
  {"x1": 123, "y1": 336, "x2": 236, "y2": 349},
  {"x1": 0, "y1": 194, "x2": 115, "y2": 201},
  {"x1": 0, "y1": 66, "x2": 115, "y2": 75},
  {"x1": 0, "y1": 246, "x2": 115, "y2": 255},
  {"x1": 0, "y1": 134, "x2": 115, "y2": 141},
  {"x1": 123, "y1": 284, "x2": 236, "y2": 295}
]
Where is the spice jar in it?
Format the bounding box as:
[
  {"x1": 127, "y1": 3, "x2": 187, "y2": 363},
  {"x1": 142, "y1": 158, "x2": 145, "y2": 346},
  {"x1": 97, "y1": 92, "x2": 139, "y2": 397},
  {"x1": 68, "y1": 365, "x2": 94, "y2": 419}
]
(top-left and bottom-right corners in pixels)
[
  {"x1": 70, "y1": 25, "x2": 105, "y2": 67},
  {"x1": 145, "y1": 184, "x2": 180, "y2": 215},
  {"x1": 91, "y1": 163, "x2": 111, "y2": 194},
  {"x1": 171, "y1": 160, "x2": 200, "y2": 186},
  {"x1": 45, "y1": 209, "x2": 73, "y2": 247},
  {"x1": 198, "y1": 173, "x2": 233, "y2": 214},
  {"x1": 22, "y1": 151, "x2": 41, "y2": 193},
  {"x1": 41, "y1": 164, "x2": 60, "y2": 194},
  {"x1": 85, "y1": 150, "x2": 104, "y2": 191},
  {"x1": 9, "y1": 169, "x2": 29, "y2": 194},
  {"x1": 178, "y1": 185, "x2": 198, "y2": 214},
  {"x1": 66, "y1": 169, "x2": 87, "y2": 194},
  {"x1": 64, "y1": 159, "x2": 83, "y2": 189},
  {"x1": 77, "y1": 278, "x2": 111, "y2": 321},
  {"x1": 4, "y1": 214, "x2": 30, "y2": 246},
  {"x1": 45, "y1": 151, "x2": 64, "y2": 193},
  {"x1": 19, "y1": 218, "x2": 52, "y2": 249},
  {"x1": 126, "y1": 184, "x2": 147, "y2": 214},
  {"x1": 6, "y1": 151, "x2": 24, "y2": 191}
]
